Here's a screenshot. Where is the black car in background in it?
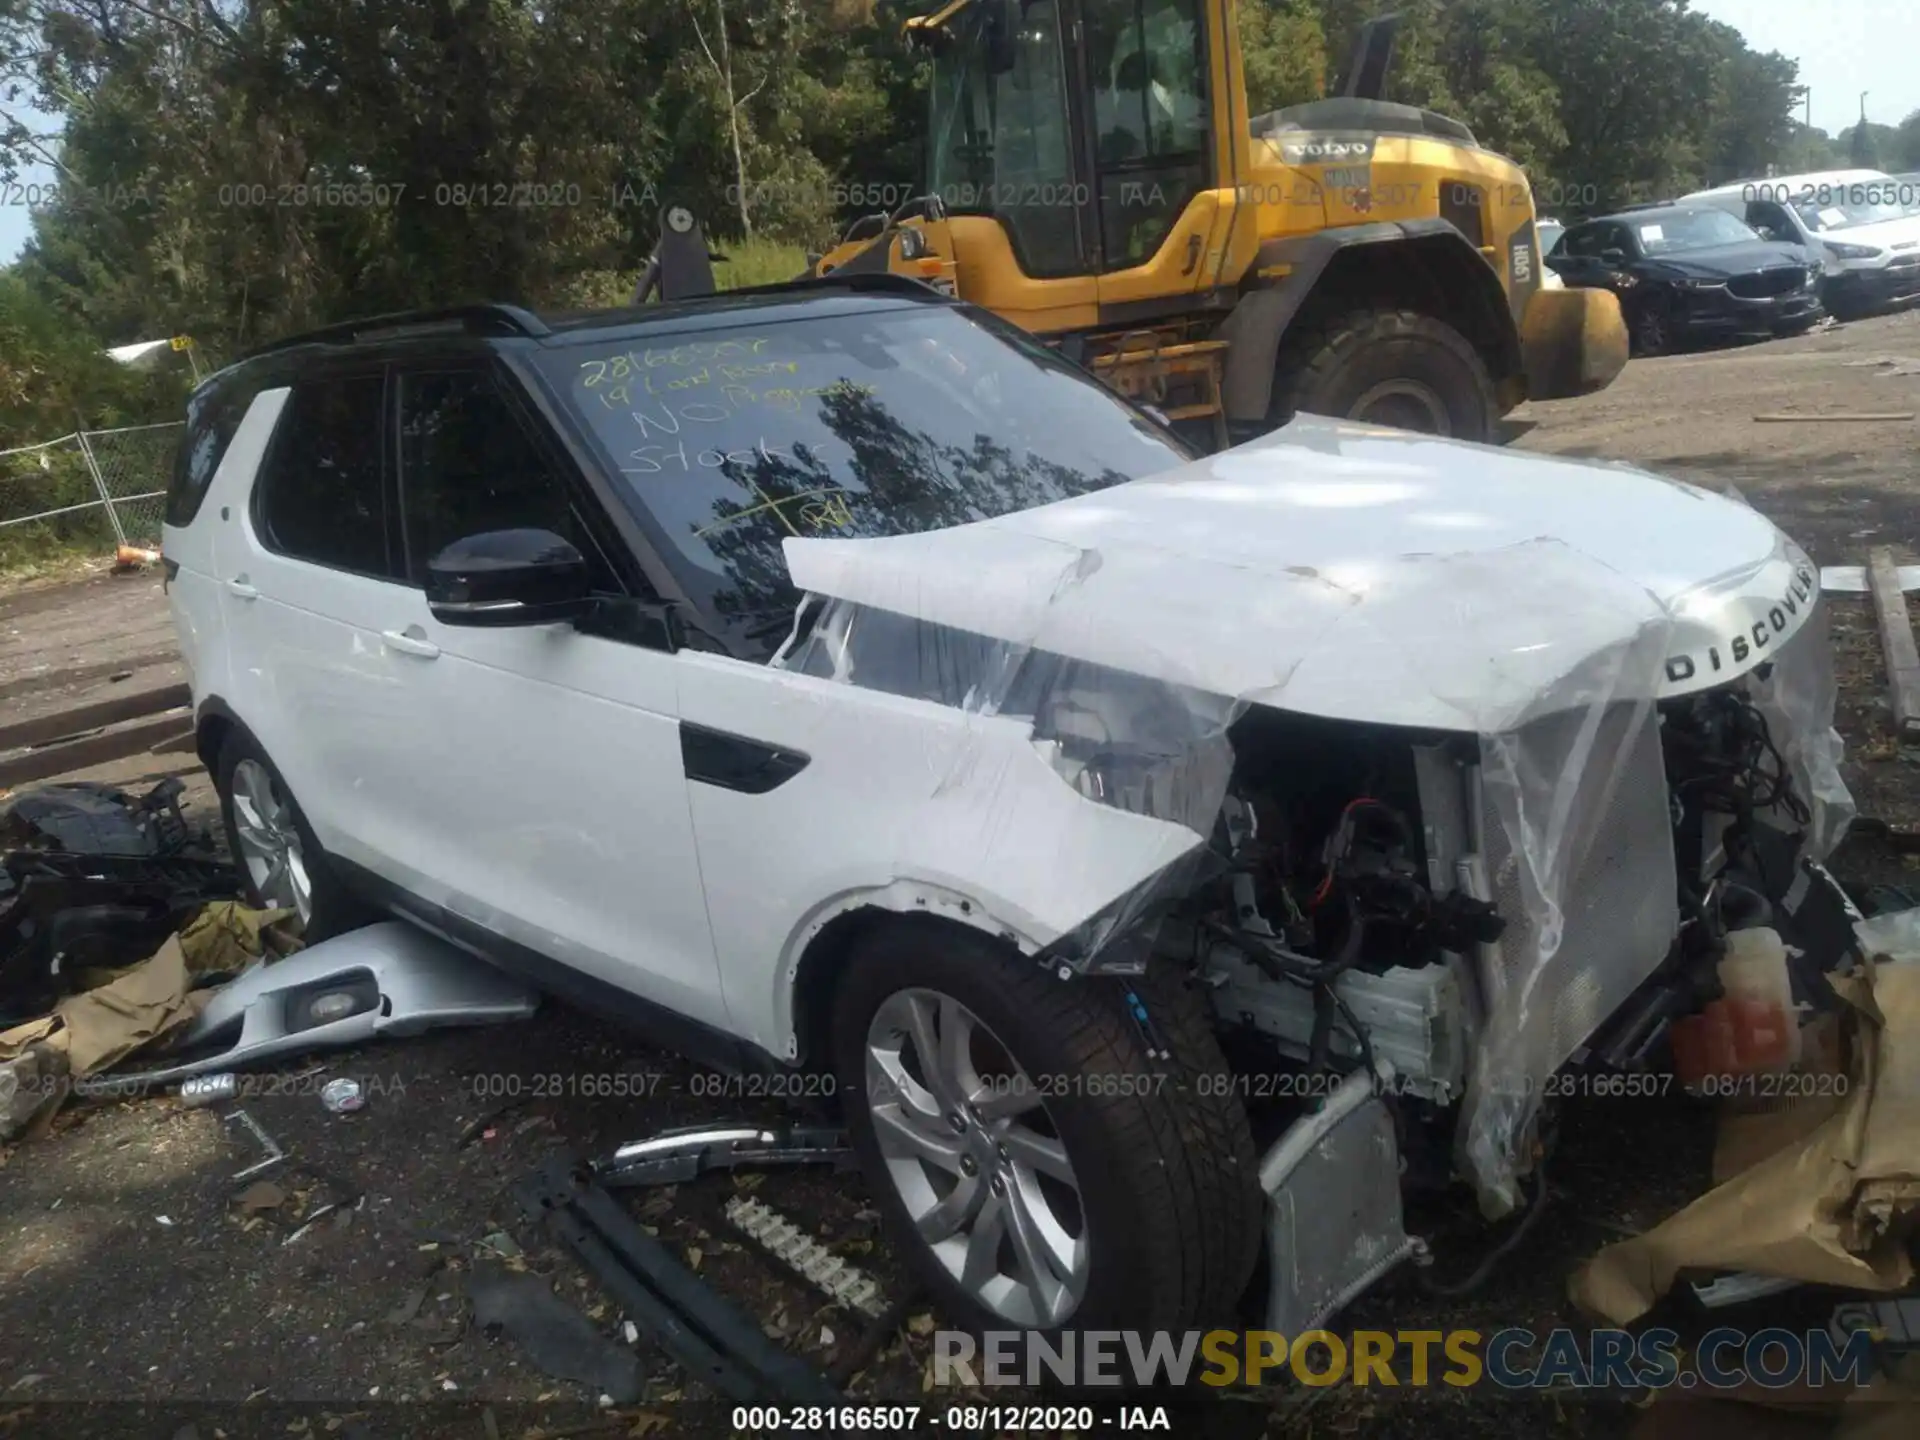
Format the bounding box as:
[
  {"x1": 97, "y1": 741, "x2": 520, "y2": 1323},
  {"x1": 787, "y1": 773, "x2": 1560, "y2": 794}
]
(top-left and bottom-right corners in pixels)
[{"x1": 1545, "y1": 205, "x2": 1824, "y2": 355}]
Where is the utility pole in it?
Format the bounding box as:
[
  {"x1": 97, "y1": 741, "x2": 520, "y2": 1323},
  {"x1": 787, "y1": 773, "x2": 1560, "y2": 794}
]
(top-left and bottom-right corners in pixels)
[{"x1": 1852, "y1": 92, "x2": 1873, "y2": 168}]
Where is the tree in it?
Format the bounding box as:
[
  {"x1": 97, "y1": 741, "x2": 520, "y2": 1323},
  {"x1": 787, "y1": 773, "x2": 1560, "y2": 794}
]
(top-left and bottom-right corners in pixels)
[
  {"x1": 1846, "y1": 119, "x2": 1887, "y2": 168},
  {"x1": 1695, "y1": 20, "x2": 1800, "y2": 186},
  {"x1": 0, "y1": 0, "x2": 1822, "y2": 366},
  {"x1": 687, "y1": 0, "x2": 763, "y2": 238},
  {"x1": 1239, "y1": 0, "x2": 1326, "y2": 115},
  {"x1": 1426, "y1": 0, "x2": 1564, "y2": 176},
  {"x1": 1780, "y1": 122, "x2": 1842, "y2": 175},
  {"x1": 1895, "y1": 110, "x2": 1920, "y2": 172},
  {"x1": 0, "y1": 268, "x2": 183, "y2": 441}
]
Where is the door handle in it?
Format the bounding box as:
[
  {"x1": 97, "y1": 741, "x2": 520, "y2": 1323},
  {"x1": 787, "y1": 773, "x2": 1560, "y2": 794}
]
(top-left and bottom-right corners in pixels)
[
  {"x1": 1181, "y1": 233, "x2": 1203, "y2": 276},
  {"x1": 225, "y1": 576, "x2": 258, "y2": 600},
  {"x1": 381, "y1": 627, "x2": 441, "y2": 660}
]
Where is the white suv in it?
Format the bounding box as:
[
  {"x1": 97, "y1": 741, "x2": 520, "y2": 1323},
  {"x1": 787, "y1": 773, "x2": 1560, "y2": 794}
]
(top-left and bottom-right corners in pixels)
[
  {"x1": 163, "y1": 281, "x2": 1854, "y2": 1340},
  {"x1": 1682, "y1": 169, "x2": 1920, "y2": 317}
]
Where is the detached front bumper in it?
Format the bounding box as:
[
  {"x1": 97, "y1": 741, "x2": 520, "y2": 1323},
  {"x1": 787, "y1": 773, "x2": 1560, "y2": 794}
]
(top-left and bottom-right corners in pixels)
[{"x1": 1520, "y1": 286, "x2": 1629, "y2": 402}]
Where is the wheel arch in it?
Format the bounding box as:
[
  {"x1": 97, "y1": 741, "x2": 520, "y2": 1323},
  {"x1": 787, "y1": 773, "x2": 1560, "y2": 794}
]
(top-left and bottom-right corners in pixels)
[
  {"x1": 194, "y1": 695, "x2": 253, "y2": 776},
  {"x1": 1219, "y1": 221, "x2": 1522, "y2": 422},
  {"x1": 783, "y1": 882, "x2": 1044, "y2": 1072}
]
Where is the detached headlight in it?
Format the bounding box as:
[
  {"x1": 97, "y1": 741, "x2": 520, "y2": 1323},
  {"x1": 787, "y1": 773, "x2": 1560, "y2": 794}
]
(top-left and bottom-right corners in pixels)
[{"x1": 1827, "y1": 241, "x2": 1883, "y2": 260}]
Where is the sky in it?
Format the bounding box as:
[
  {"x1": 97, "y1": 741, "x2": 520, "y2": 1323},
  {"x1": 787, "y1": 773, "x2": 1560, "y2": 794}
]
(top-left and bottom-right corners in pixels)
[
  {"x1": 0, "y1": 0, "x2": 1911, "y2": 265},
  {"x1": 1691, "y1": 0, "x2": 1918, "y2": 135}
]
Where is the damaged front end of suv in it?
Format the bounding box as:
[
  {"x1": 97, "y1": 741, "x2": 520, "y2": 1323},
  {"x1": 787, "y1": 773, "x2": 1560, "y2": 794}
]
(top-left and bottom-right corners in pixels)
[{"x1": 773, "y1": 417, "x2": 1856, "y2": 1331}]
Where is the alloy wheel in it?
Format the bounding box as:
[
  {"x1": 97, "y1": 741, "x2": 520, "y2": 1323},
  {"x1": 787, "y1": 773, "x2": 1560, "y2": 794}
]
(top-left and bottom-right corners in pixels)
[
  {"x1": 230, "y1": 757, "x2": 312, "y2": 925},
  {"x1": 1632, "y1": 307, "x2": 1670, "y2": 356},
  {"x1": 865, "y1": 988, "x2": 1089, "y2": 1327}
]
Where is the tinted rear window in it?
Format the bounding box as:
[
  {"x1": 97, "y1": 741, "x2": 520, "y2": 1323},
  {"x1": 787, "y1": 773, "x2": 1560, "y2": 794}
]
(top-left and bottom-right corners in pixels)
[
  {"x1": 165, "y1": 376, "x2": 260, "y2": 527},
  {"x1": 255, "y1": 374, "x2": 395, "y2": 578}
]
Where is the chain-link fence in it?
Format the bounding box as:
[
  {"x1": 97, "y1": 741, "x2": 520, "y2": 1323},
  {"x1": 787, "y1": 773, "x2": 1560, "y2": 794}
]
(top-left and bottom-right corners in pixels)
[{"x1": 0, "y1": 422, "x2": 182, "y2": 570}]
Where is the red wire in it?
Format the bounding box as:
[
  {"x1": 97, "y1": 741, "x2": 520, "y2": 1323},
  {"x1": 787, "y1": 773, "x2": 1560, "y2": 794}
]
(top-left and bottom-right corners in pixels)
[{"x1": 1309, "y1": 796, "x2": 1379, "y2": 909}]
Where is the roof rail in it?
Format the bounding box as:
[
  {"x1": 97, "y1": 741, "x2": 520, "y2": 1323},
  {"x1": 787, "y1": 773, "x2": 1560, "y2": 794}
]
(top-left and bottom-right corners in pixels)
[
  {"x1": 242, "y1": 303, "x2": 550, "y2": 360},
  {"x1": 729, "y1": 271, "x2": 956, "y2": 301}
]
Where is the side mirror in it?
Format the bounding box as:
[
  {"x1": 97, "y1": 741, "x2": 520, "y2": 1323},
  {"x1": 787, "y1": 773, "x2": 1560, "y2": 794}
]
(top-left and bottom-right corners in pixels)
[
  {"x1": 1600, "y1": 248, "x2": 1627, "y2": 266},
  {"x1": 426, "y1": 528, "x2": 595, "y2": 628}
]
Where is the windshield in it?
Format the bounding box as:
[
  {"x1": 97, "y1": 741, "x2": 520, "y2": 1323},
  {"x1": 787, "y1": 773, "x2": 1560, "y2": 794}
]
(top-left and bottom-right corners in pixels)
[
  {"x1": 1789, "y1": 180, "x2": 1912, "y2": 233},
  {"x1": 544, "y1": 304, "x2": 1191, "y2": 621},
  {"x1": 1632, "y1": 208, "x2": 1762, "y2": 254}
]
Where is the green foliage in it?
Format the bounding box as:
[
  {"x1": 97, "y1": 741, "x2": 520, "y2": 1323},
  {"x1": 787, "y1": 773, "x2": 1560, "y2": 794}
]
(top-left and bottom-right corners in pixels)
[
  {"x1": 0, "y1": 268, "x2": 185, "y2": 571},
  {"x1": 1240, "y1": 0, "x2": 1328, "y2": 115},
  {"x1": 1780, "y1": 123, "x2": 1843, "y2": 175},
  {"x1": 1843, "y1": 121, "x2": 1894, "y2": 170},
  {"x1": 0, "y1": 443, "x2": 114, "y2": 576},
  {"x1": 714, "y1": 237, "x2": 811, "y2": 290},
  {"x1": 0, "y1": 0, "x2": 1826, "y2": 403},
  {"x1": 0, "y1": 269, "x2": 185, "y2": 444}
]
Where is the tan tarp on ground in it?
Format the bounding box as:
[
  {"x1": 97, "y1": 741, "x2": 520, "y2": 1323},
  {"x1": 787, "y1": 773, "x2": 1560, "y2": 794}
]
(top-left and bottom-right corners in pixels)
[
  {"x1": 1574, "y1": 960, "x2": 1920, "y2": 1325},
  {"x1": 0, "y1": 901, "x2": 295, "y2": 1080}
]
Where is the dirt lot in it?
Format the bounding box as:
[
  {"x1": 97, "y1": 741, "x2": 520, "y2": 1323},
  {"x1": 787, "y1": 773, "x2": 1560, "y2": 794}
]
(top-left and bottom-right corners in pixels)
[{"x1": 8, "y1": 312, "x2": 1920, "y2": 1439}]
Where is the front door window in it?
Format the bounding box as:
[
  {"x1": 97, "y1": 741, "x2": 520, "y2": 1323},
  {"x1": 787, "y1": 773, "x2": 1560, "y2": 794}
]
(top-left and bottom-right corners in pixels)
[
  {"x1": 1086, "y1": 0, "x2": 1209, "y2": 270},
  {"x1": 928, "y1": 0, "x2": 1084, "y2": 277}
]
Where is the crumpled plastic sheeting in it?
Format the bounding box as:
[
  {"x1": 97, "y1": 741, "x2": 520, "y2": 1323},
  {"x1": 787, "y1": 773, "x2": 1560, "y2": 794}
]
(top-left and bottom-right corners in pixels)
[
  {"x1": 1746, "y1": 604, "x2": 1855, "y2": 861},
  {"x1": 1717, "y1": 481, "x2": 1854, "y2": 860},
  {"x1": 774, "y1": 452, "x2": 1847, "y2": 1210}
]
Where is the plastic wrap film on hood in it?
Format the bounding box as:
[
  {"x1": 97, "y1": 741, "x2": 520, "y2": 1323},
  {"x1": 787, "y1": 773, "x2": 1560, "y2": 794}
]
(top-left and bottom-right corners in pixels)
[
  {"x1": 773, "y1": 418, "x2": 1843, "y2": 1211},
  {"x1": 1744, "y1": 586, "x2": 1855, "y2": 862},
  {"x1": 1713, "y1": 482, "x2": 1855, "y2": 861},
  {"x1": 777, "y1": 582, "x2": 1245, "y2": 975}
]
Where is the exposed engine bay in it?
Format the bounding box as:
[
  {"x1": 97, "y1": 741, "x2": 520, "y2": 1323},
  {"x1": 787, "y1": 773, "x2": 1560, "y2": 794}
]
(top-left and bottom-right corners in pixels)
[
  {"x1": 784, "y1": 552, "x2": 1857, "y2": 1221},
  {"x1": 1157, "y1": 635, "x2": 1859, "y2": 1198},
  {"x1": 771, "y1": 419, "x2": 1859, "y2": 1328}
]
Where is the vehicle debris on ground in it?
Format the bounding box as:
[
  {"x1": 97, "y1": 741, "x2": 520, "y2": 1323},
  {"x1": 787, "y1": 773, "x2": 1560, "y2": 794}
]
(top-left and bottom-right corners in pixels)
[
  {"x1": 1575, "y1": 951, "x2": 1920, "y2": 1321},
  {"x1": 85, "y1": 920, "x2": 539, "y2": 1093},
  {"x1": 0, "y1": 776, "x2": 538, "y2": 1143},
  {"x1": 0, "y1": 777, "x2": 245, "y2": 1025}
]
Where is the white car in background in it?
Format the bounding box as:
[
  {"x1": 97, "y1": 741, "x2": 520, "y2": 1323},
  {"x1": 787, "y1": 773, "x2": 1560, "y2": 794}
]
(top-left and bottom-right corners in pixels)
[
  {"x1": 1536, "y1": 217, "x2": 1566, "y2": 287},
  {"x1": 1683, "y1": 169, "x2": 1920, "y2": 316}
]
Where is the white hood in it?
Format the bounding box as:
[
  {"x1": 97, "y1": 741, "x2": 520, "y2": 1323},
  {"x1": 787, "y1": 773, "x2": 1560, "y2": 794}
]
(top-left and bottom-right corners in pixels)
[
  {"x1": 1819, "y1": 213, "x2": 1920, "y2": 254},
  {"x1": 782, "y1": 417, "x2": 1816, "y2": 732}
]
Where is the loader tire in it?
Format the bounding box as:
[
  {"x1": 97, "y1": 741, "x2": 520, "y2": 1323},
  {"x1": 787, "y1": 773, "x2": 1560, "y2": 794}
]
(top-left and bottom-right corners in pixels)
[
  {"x1": 1272, "y1": 306, "x2": 1498, "y2": 442},
  {"x1": 832, "y1": 919, "x2": 1262, "y2": 1343}
]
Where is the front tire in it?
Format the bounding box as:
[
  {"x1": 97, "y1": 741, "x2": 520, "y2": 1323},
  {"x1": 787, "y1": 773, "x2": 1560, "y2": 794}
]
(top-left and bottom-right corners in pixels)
[
  {"x1": 1270, "y1": 307, "x2": 1498, "y2": 442},
  {"x1": 831, "y1": 921, "x2": 1261, "y2": 1338},
  {"x1": 1627, "y1": 298, "x2": 1673, "y2": 356},
  {"x1": 214, "y1": 730, "x2": 369, "y2": 940}
]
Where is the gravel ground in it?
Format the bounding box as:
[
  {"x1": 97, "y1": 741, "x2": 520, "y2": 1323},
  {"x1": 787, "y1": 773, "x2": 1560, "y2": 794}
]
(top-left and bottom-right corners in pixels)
[{"x1": 9, "y1": 310, "x2": 1920, "y2": 1439}]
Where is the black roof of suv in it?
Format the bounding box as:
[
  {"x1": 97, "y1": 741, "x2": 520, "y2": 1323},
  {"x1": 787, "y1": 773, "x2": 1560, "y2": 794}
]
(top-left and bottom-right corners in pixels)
[
  {"x1": 233, "y1": 274, "x2": 956, "y2": 365},
  {"x1": 174, "y1": 273, "x2": 1195, "y2": 663}
]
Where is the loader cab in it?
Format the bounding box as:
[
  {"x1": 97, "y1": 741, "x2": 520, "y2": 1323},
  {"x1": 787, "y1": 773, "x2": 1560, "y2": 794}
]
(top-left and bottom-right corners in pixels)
[{"x1": 904, "y1": 0, "x2": 1244, "y2": 326}]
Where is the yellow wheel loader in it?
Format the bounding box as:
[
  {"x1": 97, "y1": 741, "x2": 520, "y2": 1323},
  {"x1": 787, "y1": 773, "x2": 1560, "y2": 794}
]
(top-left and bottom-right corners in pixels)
[{"x1": 811, "y1": 5, "x2": 1627, "y2": 448}]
